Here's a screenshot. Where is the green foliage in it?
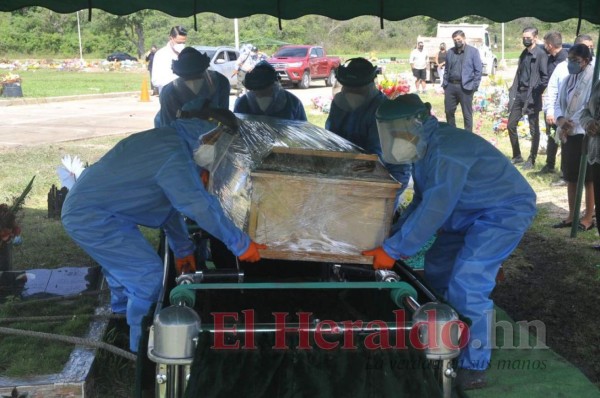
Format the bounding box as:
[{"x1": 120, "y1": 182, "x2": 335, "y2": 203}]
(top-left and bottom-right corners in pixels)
[
  {"x1": 0, "y1": 130, "x2": 161, "y2": 269},
  {"x1": 14, "y1": 69, "x2": 145, "y2": 97},
  {"x1": 9, "y1": 176, "x2": 35, "y2": 214},
  {"x1": 0, "y1": 336, "x2": 73, "y2": 375},
  {"x1": 306, "y1": 112, "x2": 328, "y2": 129},
  {"x1": 94, "y1": 324, "x2": 135, "y2": 397},
  {"x1": 0, "y1": 296, "x2": 98, "y2": 376}
]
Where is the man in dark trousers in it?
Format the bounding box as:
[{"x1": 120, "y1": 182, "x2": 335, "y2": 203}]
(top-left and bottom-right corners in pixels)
[
  {"x1": 507, "y1": 27, "x2": 549, "y2": 169},
  {"x1": 541, "y1": 31, "x2": 568, "y2": 173},
  {"x1": 145, "y1": 44, "x2": 158, "y2": 95},
  {"x1": 442, "y1": 30, "x2": 483, "y2": 132}
]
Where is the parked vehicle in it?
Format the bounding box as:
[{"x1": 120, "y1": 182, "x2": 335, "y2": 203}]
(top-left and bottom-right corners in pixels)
[
  {"x1": 267, "y1": 45, "x2": 341, "y2": 89},
  {"x1": 417, "y1": 23, "x2": 498, "y2": 83},
  {"x1": 106, "y1": 52, "x2": 138, "y2": 62},
  {"x1": 193, "y1": 46, "x2": 240, "y2": 86}
]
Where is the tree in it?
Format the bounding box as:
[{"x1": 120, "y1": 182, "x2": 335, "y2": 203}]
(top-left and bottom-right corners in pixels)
[
  {"x1": 94, "y1": 10, "x2": 156, "y2": 58},
  {"x1": 0, "y1": 9, "x2": 597, "y2": 58}
]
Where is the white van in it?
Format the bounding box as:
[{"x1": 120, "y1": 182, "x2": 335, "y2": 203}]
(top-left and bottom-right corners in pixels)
[
  {"x1": 418, "y1": 23, "x2": 498, "y2": 83},
  {"x1": 193, "y1": 46, "x2": 240, "y2": 86}
]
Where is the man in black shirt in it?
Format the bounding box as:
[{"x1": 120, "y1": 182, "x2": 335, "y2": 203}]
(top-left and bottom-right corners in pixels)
[
  {"x1": 507, "y1": 27, "x2": 549, "y2": 169},
  {"x1": 541, "y1": 31, "x2": 568, "y2": 173}
]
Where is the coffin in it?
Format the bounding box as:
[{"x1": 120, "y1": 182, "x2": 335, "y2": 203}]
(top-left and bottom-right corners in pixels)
[{"x1": 207, "y1": 115, "x2": 401, "y2": 265}]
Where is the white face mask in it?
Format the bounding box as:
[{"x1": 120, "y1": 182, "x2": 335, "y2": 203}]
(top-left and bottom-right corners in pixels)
[
  {"x1": 193, "y1": 144, "x2": 215, "y2": 169},
  {"x1": 255, "y1": 96, "x2": 273, "y2": 111},
  {"x1": 184, "y1": 78, "x2": 205, "y2": 94},
  {"x1": 344, "y1": 92, "x2": 366, "y2": 110},
  {"x1": 172, "y1": 43, "x2": 186, "y2": 53},
  {"x1": 377, "y1": 116, "x2": 424, "y2": 164},
  {"x1": 391, "y1": 138, "x2": 419, "y2": 164}
]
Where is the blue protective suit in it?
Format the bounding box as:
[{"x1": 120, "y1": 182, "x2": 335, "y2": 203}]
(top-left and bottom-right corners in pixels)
[
  {"x1": 155, "y1": 71, "x2": 230, "y2": 127},
  {"x1": 325, "y1": 90, "x2": 411, "y2": 197},
  {"x1": 385, "y1": 116, "x2": 537, "y2": 370},
  {"x1": 233, "y1": 85, "x2": 307, "y2": 121},
  {"x1": 62, "y1": 119, "x2": 250, "y2": 351}
]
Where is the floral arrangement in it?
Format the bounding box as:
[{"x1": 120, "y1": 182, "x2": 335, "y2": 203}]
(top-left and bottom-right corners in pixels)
[
  {"x1": 1, "y1": 73, "x2": 22, "y2": 85},
  {"x1": 470, "y1": 75, "x2": 511, "y2": 135},
  {"x1": 377, "y1": 75, "x2": 410, "y2": 99},
  {"x1": 0, "y1": 176, "x2": 35, "y2": 249},
  {"x1": 493, "y1": 116, "x2": 509, "y2": 133},
  {"x1": 311, "y1": 95, "x2": 332, "y2": 113}
]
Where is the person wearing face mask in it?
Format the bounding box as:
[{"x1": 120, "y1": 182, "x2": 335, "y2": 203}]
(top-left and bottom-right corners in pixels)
[
  {"x1": 233, "y1": 45, "x2": 266, "y2": 97},
  {"x1": 582, "y1": 80, "x2": 600, "y2": 250},
  {"x1": 551, "y1": 44, "x2": 595, "y2": 231},
  {"x1": 145, "y1": 45, "x2": 158, "y2": 95},
  {"x1": 233, "y1": 61, "x2": 306, "y2": 120},
  {"x1": 409, "y1": 42, "x2": 428, "y2": 94},
  {"x1": 540, "y1": 31, "x2": 568, "y2": 175},
  {"x1": 435, "y1": 43, "x2": 447, "y2": 89},
  {"x1": 575, "y1": 34, "x2": 596, "y2": 65},
  {"x1": 151, "y1": 26, "x2": 188, "y2": 94},
  {"x1": 362, "y1": 94, "x2": 536, "y2": 391},
  {"x1": 441, "y1": 30, "x2": 483, "y2": 132},
  {"x1": 544, "y1": 34, "x2": 594, "y2": 187},
  {"x1": 325, "y1": 57, "x2": 412, "y2": 202},
  {"x1": 62, "y1": 109, "x2": 267, "y2": 353},
  {"x1": 507, "y1": 27, "x2": 549, "y2": 169},
  {"x1": 154, "y1": 47, "x2": 230, "y2": 128}
]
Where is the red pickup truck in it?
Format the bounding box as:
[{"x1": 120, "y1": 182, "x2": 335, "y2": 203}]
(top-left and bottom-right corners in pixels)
[{"x1": 267, "y1": 45, "x2": 341, "y2": 89}]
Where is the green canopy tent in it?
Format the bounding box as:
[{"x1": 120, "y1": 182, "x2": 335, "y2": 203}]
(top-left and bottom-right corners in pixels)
[{"x1": 1, "y1": 0, "x2": 600, "y2": 24}]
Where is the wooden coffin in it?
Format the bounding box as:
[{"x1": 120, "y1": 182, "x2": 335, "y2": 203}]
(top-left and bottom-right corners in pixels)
[{"x1": 248, "y1": 147, "x2": 400, "y2": 264}]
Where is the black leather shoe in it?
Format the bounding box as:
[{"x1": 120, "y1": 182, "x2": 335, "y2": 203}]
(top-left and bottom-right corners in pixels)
[
  {"x1": 540, "y1": 165, "x2": 555, "y2": 173},
  {"x1": 521, "y1": 159, "x2": 535, "y2": 170}
]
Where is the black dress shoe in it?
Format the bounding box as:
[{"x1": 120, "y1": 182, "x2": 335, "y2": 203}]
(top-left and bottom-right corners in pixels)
[
  {"x1": 540, "y1": 165, "x2": 555, "y2": 173},
  {"x1": 591, "y1": 245, "x2": 600, "y2": 251},
  {"x1": 521, "y1": 159, "x2": 535, "y2": 170}
]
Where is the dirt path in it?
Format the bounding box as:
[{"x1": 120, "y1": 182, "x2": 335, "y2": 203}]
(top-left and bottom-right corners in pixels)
[{"x1": 536, "y1": 185, "x2": 569, "y2": 218}]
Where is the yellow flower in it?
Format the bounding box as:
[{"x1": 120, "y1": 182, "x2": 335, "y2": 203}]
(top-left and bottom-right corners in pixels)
[{"x1": 1, "y1": 73, "x2": 21, "y2": 84}]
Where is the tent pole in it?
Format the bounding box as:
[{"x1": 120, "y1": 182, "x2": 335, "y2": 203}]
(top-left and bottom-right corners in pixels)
[{"x1": 570, "y1": 27, "x2": 600, "y2": 238}]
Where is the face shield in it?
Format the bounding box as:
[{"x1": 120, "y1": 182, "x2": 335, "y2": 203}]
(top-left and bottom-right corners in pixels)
[
  {"x1": 333, "y1": 82, "x2": 378, "y2": 112},
  {"x1": 193, "y1": 133, "x2": 218, "y2": 170},
  {"x1": 376, "y1": 116, "x2": 425, "y2": 164},
  {"x1": 183, "y1": 71, "x2": 208, "y2": 94},
  {"x1": 375, "y1": 94, "x2": 430, "y2": 164},
  {"x1": 341, "y1": 84, "x2": 372, "y2": 109},
  {"x1": 192, "y1": 122, "x2": 234, "y2": 172},
  {"x1": 247, "y1": 81, "x2": 281, "y2": 111}
]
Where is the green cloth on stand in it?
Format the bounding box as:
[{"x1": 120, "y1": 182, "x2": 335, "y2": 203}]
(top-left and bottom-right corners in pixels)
[{"x1": 184, "y1": 331, "x2": 458, "y2": 398}]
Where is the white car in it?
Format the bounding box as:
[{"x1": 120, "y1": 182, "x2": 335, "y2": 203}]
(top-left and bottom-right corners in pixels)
[{"x1": 193, "y1": 46, "x2": 240, "y2": 87}]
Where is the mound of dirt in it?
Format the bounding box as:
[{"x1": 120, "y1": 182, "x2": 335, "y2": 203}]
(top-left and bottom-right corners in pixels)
[{"x1": 492, "y1": 230, "x2": 600, "y2": 386}]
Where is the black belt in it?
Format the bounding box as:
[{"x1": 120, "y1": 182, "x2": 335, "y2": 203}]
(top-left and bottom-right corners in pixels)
[{"x1": 449, "y1": 79, "x2": 461, "y2": 84}]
